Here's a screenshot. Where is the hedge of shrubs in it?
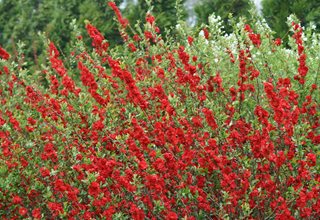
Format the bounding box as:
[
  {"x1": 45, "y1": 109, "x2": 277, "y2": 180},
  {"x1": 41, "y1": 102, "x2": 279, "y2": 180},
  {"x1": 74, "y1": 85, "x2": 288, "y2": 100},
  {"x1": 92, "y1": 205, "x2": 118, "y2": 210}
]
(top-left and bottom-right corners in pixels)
[{"x1": 0, "y1": 2, "x2": 319, "y2": 219}]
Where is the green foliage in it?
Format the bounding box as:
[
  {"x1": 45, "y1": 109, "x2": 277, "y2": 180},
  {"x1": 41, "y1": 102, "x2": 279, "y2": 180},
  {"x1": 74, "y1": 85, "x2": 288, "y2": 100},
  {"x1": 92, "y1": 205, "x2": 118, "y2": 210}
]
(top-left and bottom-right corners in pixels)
[
  {"x1": 262, "y1": 0, "x2": 320, "y2": 43},
  {"x1": 0, "y1": 0, "x2": 37, "y2": 57},
  {"x1": 0, "y1": 0, "x2": 189, "y2": 69},
  {"x1": 124, "y1": 0, "x2": 187, "y2": 34},
  {"x1": 0, "y1": 0, "x2": 123, "y2": 69},
  {"x1": 194, "y1": 0, "x2": 252, "y2": 33}
]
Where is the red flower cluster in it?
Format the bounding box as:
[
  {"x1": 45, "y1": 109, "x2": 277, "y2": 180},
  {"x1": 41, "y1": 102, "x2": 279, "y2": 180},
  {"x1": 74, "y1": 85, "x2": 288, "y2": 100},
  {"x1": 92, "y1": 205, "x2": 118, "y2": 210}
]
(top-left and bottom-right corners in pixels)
[
  {"x1": 244, "y1": 24, "x2": 261, "y2": 47},
  {"x1": 292, "y1": 22, "x2": 308, "y2": 85},
  {"x1": 108, "y1": 56, "x2": 149, "y2": 109},
  {"x1": 86, "y1": 23, "x2": 109, "y2": 56},
  {"x1": 0, "y1": 45, "x2": 10, "y2": 60},
  {"x1": 48, "y1": 42, "x2": 79, "y2": 96},
  {"x1": 108, "y1": 2, "x2": 128, "y2": 28},
  {"x1": 146, "y1": 14, "x2": 155, "y2": 25},
  {"x1": 78, "y1": 61, "x2": 109, "y2": 106}
]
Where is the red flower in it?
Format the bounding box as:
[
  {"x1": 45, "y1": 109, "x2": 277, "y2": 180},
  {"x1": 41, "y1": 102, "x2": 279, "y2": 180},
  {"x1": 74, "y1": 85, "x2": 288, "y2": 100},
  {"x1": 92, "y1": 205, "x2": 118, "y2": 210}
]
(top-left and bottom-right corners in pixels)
[
  {"x1": 249, "y1": 33, "x2": 261, "y2": 47},
  {"x1": 128, "y1": 43, "x2": 137, "y2": 52},
  {"x1": 274, "y1": 38, "x2": 282, "y2": 46},
  {"x1": 40, "y1": 167, "x2": 50, "y2": 177},
  {"x1": 133, "y1": 34, "x2": 141, "y2": 42},
  {"x1": 155, "y1": 26, "x2": 160, "y2": 33},
  {"x1": 146, "y1": 14, "x2": 155, "y2": 25},
  {"x1": 108, "y1": 2, "x2": 128, "y2": 28},
  {"x1": 192, "y1": 116, "x2": 203, "y2": 128},
  {"x1": 166, "y1": 211, "x2": 178, "y2": 220},
  {"x1": 12, "y1": 195, "x2": 22, "y2": 204},
  {"x1": 48, "y1": 42, "x2": 67, "y2": 77},
  {"x1": 144, "y1": 31, "x2": 153, "y2": 41},
  {"x1": 138, "y1": 159, "x2": 148, "y2": 170},
  {"x1": 244, "y1": 24, "x2": 252, "y2": 32},
  {"x1": 20, "y1": 157, "x2": 29, "y2": 167},
  {"x1": 102, "y1": 205, "x2": 116, "y2": 217},
  {"x1": 130, "y1": 203, "x2": 145, "y2": 220},
  {"x1": 86, "y1": 24, "x2": 109, "y2": 55},
  {"x1": 48, "y1": 42, "x2": 60, "y2": 58},
  {"x1": 202, "y1": 108, "x2": 218, "y2": 130},
  {"x1": 203, "y1": 28, "x2": 209, "y2": 39},
  {"x1": 92, "y1": 120, "x2": 104, "y2": 131},
  {"x1": 48, "y1": 202, "x2": 64, "y2": 217},
  {"x1": 88, "y1": 181, "x2": 100, "y2": 197},
  {"x1": 32, "y1": 208, "x2": 41, "y2": 219},
  {"x1": 3, "y1": 65, "x2": 9, "y2": 74},
  {"x1": 27, "y1": 117, "x2": 37, "y2": 125},
  {"x1": 19, "y1": 207, "x2": 28, "y2": 216},
  {"x1": 78, "y1": 62, "x2": 98, "y2": 91},
  {"x1": 306, "y1": 153, "x2": 316, "y2": 167},
  {"x1": 0, "y1": 46, "x2": 10, "y2": 60},
  {"x1": 187, "y1": 36, "x2": 194, "y2": 45}
]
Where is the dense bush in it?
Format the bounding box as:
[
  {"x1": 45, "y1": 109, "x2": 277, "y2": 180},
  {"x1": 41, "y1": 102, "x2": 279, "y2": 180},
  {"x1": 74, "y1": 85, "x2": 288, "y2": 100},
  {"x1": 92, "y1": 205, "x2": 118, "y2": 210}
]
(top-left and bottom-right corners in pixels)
[{"x1": 0, "y1": 2, "x2": 319, "y2": 219}]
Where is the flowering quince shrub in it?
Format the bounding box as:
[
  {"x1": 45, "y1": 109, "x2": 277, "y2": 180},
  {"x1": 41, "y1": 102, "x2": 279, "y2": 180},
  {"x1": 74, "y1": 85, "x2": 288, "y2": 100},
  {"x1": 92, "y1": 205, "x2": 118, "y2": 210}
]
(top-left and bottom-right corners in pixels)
[{"x1": 0, "y1": 2, "x2": 319, "y2": 219}]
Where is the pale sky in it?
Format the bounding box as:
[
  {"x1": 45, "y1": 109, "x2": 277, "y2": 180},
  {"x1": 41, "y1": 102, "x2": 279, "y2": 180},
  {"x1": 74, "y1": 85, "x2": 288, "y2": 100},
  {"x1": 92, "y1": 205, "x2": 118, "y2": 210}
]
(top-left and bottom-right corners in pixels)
[{"x1": 253, "y1": 0, "x2": 262, "y2": 13}]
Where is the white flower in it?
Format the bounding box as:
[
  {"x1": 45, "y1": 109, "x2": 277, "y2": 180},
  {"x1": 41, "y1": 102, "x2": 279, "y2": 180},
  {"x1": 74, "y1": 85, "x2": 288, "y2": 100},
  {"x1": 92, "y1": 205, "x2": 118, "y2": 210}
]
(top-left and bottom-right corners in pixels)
[
  {"x1": 199, "y1": 30, "x2": 204, "y2": 37},
  {"x1": 199, "y1": 30, "x2": 209, "y2": 44}
]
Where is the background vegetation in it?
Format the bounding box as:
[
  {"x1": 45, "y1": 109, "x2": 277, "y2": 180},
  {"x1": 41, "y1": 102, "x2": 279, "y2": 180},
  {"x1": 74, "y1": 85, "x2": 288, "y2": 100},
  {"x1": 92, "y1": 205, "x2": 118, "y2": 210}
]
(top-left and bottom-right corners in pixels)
[{"x1": 1, "y1": 0, "x2": 320, "y2": 68}]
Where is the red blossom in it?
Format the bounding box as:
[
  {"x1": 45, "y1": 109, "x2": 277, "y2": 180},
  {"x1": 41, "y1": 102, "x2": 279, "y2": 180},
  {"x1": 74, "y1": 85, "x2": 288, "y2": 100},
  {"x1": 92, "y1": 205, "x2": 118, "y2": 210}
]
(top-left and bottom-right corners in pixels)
[
  {"x1": 202, "y1": 108, "x2": 218, "y2": 130},
  {"x1": 19, "y1": 207, "x2": 28, "y2": 216},
  {"x1": 187, "y1": 36, "x2": 194, "y2": 45},
  {"x1": 0, "y1": 46, "x2": 10, "y2": 60},
  {"x1": 144, "y1": 31, "x2": 154, "y2": 41},
  {"x1": 12, "y1": 195, "x2": 22, "y2": 204},
  {"x1": 203, "y1": 28, "x2": 209, "y2": 39},
  {"x1": 88, "y1": 181, "x2": 100, "y2": 197},
  {"x1": 86, "y1": 23, "x2": 109, "y2": 55},
  {"x1": 40, "y1": 167, "x2": 50, "y2": 177},
  {"x1": 274, "y1": 38, "x2": 282, "y2": 46},
  {"x1": 32, "y1": 208, "x2": 41, "y2": 219},
  {"x1": 244, "y1": 24, "x2": 252, "y2": 32},
  {"x1": 108, "y1": 2, "x2": 128, "y2": 28},
  {"x1": 128, "y1": 43, "x2": 137, "y2": 52},
  {"x1": 48, "y1": 202, "x2": 64, "y2": 217},
  {"x1": 249, "y1": 33, "x2": 261, "y2": 47},
  {"x1": 166, "y1": 211, "x2": 178, "y2": 220},
  {"x1": 146, "y1": 14, "x2": 155, "y2": 25}
]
